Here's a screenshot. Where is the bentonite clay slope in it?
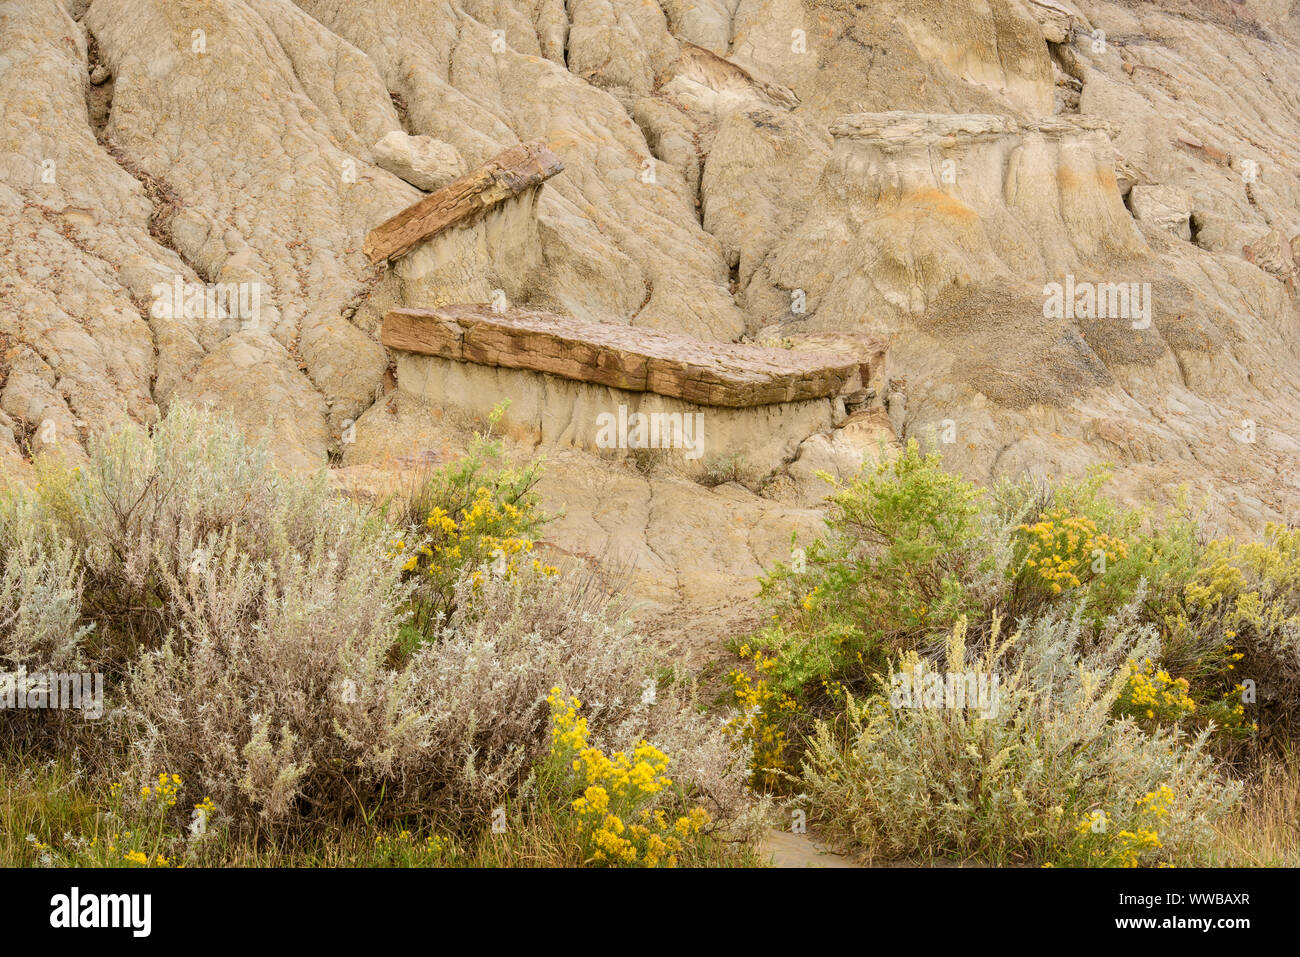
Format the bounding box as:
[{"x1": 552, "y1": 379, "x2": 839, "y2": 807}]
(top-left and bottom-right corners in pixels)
[
  {"x1": 2, "y1": 0, "x2": 1299, "y2": 537},
  {"x1": 382, "y1": 305, "x2": 860, "y2": 407}
]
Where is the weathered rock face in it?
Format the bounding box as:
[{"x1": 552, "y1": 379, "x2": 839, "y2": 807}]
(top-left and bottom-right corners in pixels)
[
  {"x1": 729, "y1": 89, "x2": 1299, "y2": 527},
  {"x1": 384, "y1": 358, "x2": 837, "y2": 476},
  {"x1": 1129, "y1": 184, "x2": 1193, "y2": 241},
  {"x1": 2, "y1": 0, "x2": 1299, "y2": 625},
  {"x1": 334, "y1": 394, "x2": 827, "y2": 662},
  {"x1": 371, "y1": 131, "x2": 466, "y2": 193},
  {"x1": 354, "y1": 142, "x2": 566, "y2": 327}
]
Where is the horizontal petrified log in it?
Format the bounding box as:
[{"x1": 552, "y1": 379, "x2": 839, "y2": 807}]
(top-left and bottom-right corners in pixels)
[
  {"x1": 382, "y1": 305, "x2": 861, "y2": 408},
  {"x1": 364, "y1": 140, "x2": 565, "y2": 263}
]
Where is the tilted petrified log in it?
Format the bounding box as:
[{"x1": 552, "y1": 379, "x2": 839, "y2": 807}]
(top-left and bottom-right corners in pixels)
[
  {"x1": 382, "y1": 305, "x2": 864, "y2": 408},
  {"x1": 364, "y1": 140, "x2": 565, "y2": 263}
]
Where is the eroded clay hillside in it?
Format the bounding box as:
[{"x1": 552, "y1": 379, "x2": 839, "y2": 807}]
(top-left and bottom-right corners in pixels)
[{"x1": 2, "y1": 0, "x2": 1298, "y2": 638}]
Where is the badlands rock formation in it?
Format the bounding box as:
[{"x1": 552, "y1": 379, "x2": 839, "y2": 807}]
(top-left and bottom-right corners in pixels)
[
  {"x1": 381, "y1": 303, "x2": 880, "y2": 475},
  {"x1": 2, "y1": 0, "x2": 1299, "y2": 636}
]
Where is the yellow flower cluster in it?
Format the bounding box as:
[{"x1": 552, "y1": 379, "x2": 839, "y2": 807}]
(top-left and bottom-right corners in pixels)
[
  {"x1": 1186, "y1": 524, "x2": 1298, "y2": 647},
  {"x1": 193, "y1": 795, "x2": 215, "y2": 820},
  {"x1": 108, "y1": 830, "x2": 173, "y2": 867},
  {"x1": 725, "y1": 646, "x2": 798, "y2": 785},
  {"x1": 1137, "y1": 785, "x2": 1175, "y2": 818},
  {"x1": 425, "y1": 506, "x2": 458, "y2": 535},
  {"x1": 1019, "y1": 509, "x2": 1128, "y2": 594},
  {"x1": 570, "y1": 792, "x2": 708, "y2": 867},
  {"x1": 392, "y1": 487, "x2": 558, "y2": 582},
  {"x1": 140, "y1": 772, "x2": 183, "y2": 808},
  {"x1": 547, "y1": 687, "x2": 711, "y2": 867},
  {"x1": 371, "y1": 827, "x2": 450, "y2": 864},
  {"x1": 576, "y1": 740, "x2": 673, "y2": 796},
  {"x1": 1184, "y1": 547, "x2": 1250, "y2": 612},
  {"x1": 1187, "y1": 524, "x2": 1299, "y2": 620},
  {"x1": 1116, "y1": 658, "x2": 1195, "y2": 723},
  {"x1": 1066, "y1": 785, "x2": 1177, "y2": 867},
  {"x1": 1218, "y1": 661, "x2": 1255, "y2": 733},
  {"x1": 25, "y1": 834, "x2": 52, "y2": 864},
  {"x1": 96, "y1": 774, "x2": 190, "y2": 867},
  {"x1": 550, "y1": 690, "x2": 589, "y2": 753},
  {"x1": 121, "y1": 849, "x2": 172, "y2": 867},
  {"x1": 1074, "y1": 809, "x2": 1107, "y2": 837},
  {"x1": 1113, "y1": 826, "x2": 1163, "y2": 867}
]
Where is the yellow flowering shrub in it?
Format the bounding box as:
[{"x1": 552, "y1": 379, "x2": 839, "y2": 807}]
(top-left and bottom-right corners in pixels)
[
  {"x1": 54, "y1": 773, "x2": 214, "y2": 868},
  {"x1": 392, "y1": 486, "x2": 556, "y2": 606},
  {"x1": 1184, "y1": 525, "x2": 1300, "y2": 630},
  {"x1": 1059, "y1": 785, "x2": 1179, "y2": 867},
  {"x1": 724, "y1": 644, "x2": 800, "y2": 787},
  {"x1": 391, "y1": 403, "x2": 555, "y2": 640},
  {"x1": 1114, "y1": 658, "x2": 1196, "y2": 725},
  {"x1": 1017, "y1": 508, "x2": 1129, "y2": 596},
  {"x1": 544, "y1": 688, "x2": 711, "y2": 867},
  {"x1": 1178, "y1": 523, "x2": 1300, "y2": 739}
]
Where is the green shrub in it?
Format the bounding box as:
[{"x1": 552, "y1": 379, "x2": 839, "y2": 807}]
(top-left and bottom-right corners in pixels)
[
  {"x1": 733, "y1": 447, "x2": 1264, "y2": 786},
  {"x1": 729, "y1": 440, "x2": 1011, "y2": 781},
  {"x1": 1004, "y1": 480, "x2": 1253, "y2": 743},
  {"x1": 763, "y1": 442, "x2": 996, "y2": 673},
  {"x1": 997, "y1": 469, "x2": 1202, "y2": 629}
]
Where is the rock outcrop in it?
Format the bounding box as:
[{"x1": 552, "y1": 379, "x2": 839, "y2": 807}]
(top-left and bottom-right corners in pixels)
[
  {"x1": 380, "y1": 304, "x2": 882, "y2": 475},
  {"x1": 383, "y1": 305, "x2": 862, "y2": 406},
  {"x1": 364, "y1": 141, "x2": 565, "y2": 263},
  {"x1": 1129, "y1": 184, "x2": 1194, "y2": 241},
  {"x1": 370, "y1": 131, "x2": 466, "y2": 193}
]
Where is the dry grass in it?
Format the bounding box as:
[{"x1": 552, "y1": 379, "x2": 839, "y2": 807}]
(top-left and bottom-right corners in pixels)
[{"x1": 1210, "y1": 751, "x2": 1300, "y2": 867}]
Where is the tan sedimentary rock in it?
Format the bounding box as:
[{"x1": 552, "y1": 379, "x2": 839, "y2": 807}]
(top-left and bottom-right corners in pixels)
[
  {"x1": 1243, "y1": 229, "x2": 1299, "y2": 292},
  {"x1": 371, "y1": 132, "x2": 466, "y2": 193},
  {"x1": 1026, "y1": 0, "x2": 1086, "y2": 43},
  {"x1": 736, "y1": 93, "x2": 1299, "y2": 528},
  {"x1": 780, "y1": 408, "x2": 903, "y2": 505},
  {"x1": 1129, "y1": 185, "x2": 1194, "y2": 242},
  {"x1": 658, "y1": 41, "x2": 799, "y2": 114},
  {"x1": 387, "y1": 354, "x2": 837, "y2": 476}
]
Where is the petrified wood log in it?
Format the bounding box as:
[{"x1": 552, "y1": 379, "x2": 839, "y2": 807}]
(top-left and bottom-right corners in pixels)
[
  {"x1": 364, "y1": 140, "x2": 565, "y2": 263},
  {"x1": 382, "y1": 305, "x2": 862, "y2": 408}
]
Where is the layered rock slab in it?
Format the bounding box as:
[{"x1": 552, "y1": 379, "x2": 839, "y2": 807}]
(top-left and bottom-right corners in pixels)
[
  {"x1": 381, "y1": 305, "x2": 882, "y2": 475},
  {"x1": 382, "y1": 305, "x2": 861, "y2": 407}
]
